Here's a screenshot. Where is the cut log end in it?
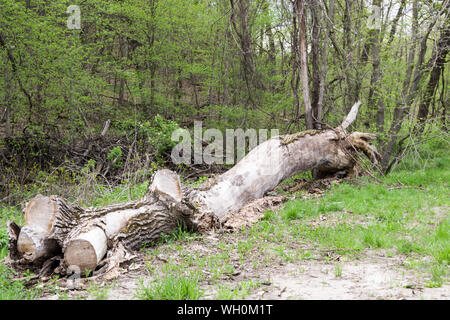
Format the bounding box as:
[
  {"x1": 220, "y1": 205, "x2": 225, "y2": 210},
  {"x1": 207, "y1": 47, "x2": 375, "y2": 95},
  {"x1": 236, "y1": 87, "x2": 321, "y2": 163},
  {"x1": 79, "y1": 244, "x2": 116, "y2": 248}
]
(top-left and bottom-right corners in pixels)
[
  {"x1": 24, "y1": 195, "x2": 56, "y2": 231},
  {"x1": 64, "y1": 227, "x2": 107, "y2": 273},
  {"x1": 16, "y1": 195, "x2": 60, "y2": 262},
  {"x1": 17, "y1": 225, "x2": 59, "y2": 262},
  {"x1": 147, "y1": 169, "x2": 182, "y2": 202},
  {"x1": 17, "y1": 228, "x2": 38, "y2": 257},
  {"x1": 64, "y1": 239, "x2": 99, "y2": 273}
]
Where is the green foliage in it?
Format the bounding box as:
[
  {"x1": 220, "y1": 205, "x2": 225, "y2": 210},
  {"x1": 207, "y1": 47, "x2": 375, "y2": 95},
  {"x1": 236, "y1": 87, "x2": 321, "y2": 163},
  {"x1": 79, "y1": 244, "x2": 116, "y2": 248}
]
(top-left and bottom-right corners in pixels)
[
  {"x1": 141, "y1": 115, "x2": 181, "y2": 163},
  {"x1": 393, "y1": 129, "x2": 450, "y2": 172},
  {"x1": 0, "y1": 229, "x2": 7, "y2": 259},
  {"x1": 0, "y1": 265, "x2": 39, "y2": 300},
  {"x1": 81, "y1": 159, "x2": 97, "y2": 175},
  {"x1": 107, "y1": 146, "x2": 123, "y2": 168}
]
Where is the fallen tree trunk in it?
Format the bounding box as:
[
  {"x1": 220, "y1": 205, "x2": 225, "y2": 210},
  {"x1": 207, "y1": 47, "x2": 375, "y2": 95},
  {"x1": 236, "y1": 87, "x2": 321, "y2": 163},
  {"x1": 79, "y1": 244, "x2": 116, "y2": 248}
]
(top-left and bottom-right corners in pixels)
[{"x1": 6, "y1": 102, "x2": 380, "y2": 276}]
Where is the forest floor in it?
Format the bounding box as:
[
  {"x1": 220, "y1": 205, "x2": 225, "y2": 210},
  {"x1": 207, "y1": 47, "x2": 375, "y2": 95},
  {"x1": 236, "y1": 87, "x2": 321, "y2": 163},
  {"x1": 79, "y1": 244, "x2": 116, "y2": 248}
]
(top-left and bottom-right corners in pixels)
[
  {"x1": 1, "y1": 159, "x2": 449, "y2": 300},
  {"x1": 43, "y1": 229, "x2": 448, "y2": 300}
]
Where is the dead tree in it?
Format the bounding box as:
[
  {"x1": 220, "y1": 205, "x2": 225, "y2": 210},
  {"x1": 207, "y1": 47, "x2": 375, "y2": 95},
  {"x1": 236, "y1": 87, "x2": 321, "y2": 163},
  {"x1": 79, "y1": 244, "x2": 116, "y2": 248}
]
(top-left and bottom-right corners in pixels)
[{"x1": 6, "y1": 102, "x2": 380, "y2": 278}]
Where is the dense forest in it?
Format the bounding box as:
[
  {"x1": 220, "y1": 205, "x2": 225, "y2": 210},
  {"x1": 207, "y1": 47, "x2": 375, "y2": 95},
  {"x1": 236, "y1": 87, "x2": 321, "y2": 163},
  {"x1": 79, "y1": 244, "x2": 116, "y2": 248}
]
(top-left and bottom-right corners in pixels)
[
  {"x1": 0, "y1": 0, "x2": 449, "y2": 301},
  {"x1": 0, "y1": 0, "x2": 448, "y2": 203}
]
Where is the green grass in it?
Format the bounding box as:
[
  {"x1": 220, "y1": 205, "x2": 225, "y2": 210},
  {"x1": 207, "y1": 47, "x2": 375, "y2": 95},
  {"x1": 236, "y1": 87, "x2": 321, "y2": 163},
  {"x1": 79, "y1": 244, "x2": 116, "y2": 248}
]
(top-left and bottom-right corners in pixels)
[
  {"x1": 157, "y1": 223, "x2": 200, "y2": 245},
  {"x1": 0, "y1": 207, "x2": 24, "y2": 260},
  {"x1": 334, "y1": 263, "x2": 343, "y2": 278},
  {"x1": 135, "y1": 274, "x2": 204, "y2": 300},
  {"x1": 86, "y1": 282, "x2": 110, "y2": 300},
  {"x1": 87, "y1": 181, "x2": 149, "y2": 207},
  {"x1": 0, "y1": 264, "x2": 41, "y2": 300},
  {"x1": 271, "y1": 156, "x2": 449, "y2": 284},
  {"x1": 216, "y1": 280, "x2": 260, "y2": 299},
  {"x1": 0, "y1": 230, "x2": 8, "y2": 260}
]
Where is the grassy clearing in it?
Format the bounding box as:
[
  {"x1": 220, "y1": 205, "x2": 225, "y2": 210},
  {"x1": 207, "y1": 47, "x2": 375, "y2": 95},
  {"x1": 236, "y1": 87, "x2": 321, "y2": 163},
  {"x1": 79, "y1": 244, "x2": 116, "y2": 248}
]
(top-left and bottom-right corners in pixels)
[{"x1": 262, "y1": 157, "x2": 449, "y2": 286}]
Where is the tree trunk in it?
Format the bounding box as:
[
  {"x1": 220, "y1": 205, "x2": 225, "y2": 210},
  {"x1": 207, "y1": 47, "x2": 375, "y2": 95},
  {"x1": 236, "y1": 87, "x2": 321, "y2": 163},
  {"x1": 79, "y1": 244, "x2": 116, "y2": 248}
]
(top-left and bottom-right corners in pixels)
[
  {"x1": 295, "y1": 0, "x2": 313, "y2": 129},
  {"x1": 367, "y1": 0, "x2": 384, "y2": 133},
  {"x1": 310, "y1": 1, "x2": 321, "y2": 129},
  {"x1": 416, "y1": 8, "x2": 450, "y2": 130},
  {"x1": 291, "y1": 5, "x2": 300, "y2": 123},
  {"x1": 380, "y1": 0, "x2": 418, "y2": 170},
  {"x1": 6, "y1": 102, "x2": 379, "y2": 276},
  {"x1": 381, "y1": 1, "x2": 448, "y2": 170},
  {"x1": 387, "y1": 0, "x2": 406, "y2": 45},
  {"x1": 311, "y1": 0, "x2": 333, "y2": 129}
]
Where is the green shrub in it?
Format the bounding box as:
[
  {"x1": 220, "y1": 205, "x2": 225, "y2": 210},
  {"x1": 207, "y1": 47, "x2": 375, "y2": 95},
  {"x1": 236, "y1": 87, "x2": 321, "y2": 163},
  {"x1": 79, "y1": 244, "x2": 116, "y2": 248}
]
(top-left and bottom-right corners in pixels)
[
  {"x1": 107, "y1": 146, "x2": 123, "y2": 168},
  {"x1": 140, "y1": 115, "x2": 181, "y2": 163}
]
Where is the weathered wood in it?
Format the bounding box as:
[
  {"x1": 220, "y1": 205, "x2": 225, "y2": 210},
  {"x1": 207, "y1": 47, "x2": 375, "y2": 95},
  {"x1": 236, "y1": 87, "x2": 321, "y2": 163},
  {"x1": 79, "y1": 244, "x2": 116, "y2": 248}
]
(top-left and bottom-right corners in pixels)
[
  {"x1": 64, "y1": 227, "x2": 107, "y2": 273},
  {"x1": 17, "y1": 195, "x2": 60, "y2": 262},
  {"x1": 7, "y1": 103, "x2": 380, "y2": 277},
  {"x1": 340, "y1": 101, "x2": 361, "y2": 131},
  {"x1": 62, "y1": 170, "x2": 191, "y2": 273}
]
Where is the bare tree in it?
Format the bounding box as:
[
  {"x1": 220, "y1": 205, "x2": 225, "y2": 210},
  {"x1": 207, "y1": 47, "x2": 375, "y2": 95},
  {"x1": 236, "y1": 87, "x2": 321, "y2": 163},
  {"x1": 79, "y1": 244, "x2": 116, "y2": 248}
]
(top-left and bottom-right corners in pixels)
[
  {"x1": 416, "y1": 2, "x2": 450, "y2": 131},
  {"x1": 367, "y1": 0, "x2": 385, "y2": 133},
  {"x1": 381, "y1": 0, "x2": 419, "y2": 170},
  {"x1": 295, "y1": 0, "x2": 313, "y2": 129}
]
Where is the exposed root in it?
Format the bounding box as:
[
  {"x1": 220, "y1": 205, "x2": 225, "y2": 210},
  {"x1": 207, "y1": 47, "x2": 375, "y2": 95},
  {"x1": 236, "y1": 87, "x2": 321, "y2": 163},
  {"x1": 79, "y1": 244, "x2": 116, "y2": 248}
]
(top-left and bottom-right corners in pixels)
[{"x1": 346, "y1": 132, "x2": 381, "y2": 165}]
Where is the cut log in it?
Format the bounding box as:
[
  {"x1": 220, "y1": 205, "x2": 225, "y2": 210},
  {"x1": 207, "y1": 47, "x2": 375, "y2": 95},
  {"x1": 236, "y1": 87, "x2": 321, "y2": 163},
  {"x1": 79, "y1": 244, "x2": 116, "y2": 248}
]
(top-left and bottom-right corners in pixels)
[
  {"x1": 7, "y1": 102, "x2": 380, "y2": 276},
  {"x1": 62, "y1": 170, "x2": 191, "y2": 273},
  {"x1": 17, "y1": 195, "x2": 60, "y2": 262},
  {"x1": 190, "y1": 130, "x2": 350, "y2": 218},
  {"x1": 64, "y1": 227, "x2": 107, "y2": 273}
]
